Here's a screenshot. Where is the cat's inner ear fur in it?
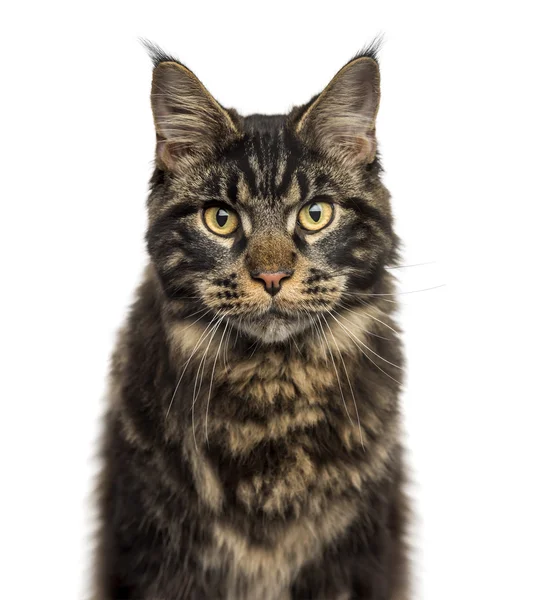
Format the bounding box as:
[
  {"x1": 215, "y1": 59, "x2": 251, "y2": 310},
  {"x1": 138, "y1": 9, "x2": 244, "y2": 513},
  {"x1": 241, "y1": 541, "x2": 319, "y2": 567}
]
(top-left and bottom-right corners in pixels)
[
  {"x1": 151, "y1": 61, "x2": 240, "y2": 171},
  {"x1": 294, "y1": 57, "x2": 380, "y2": 165}
]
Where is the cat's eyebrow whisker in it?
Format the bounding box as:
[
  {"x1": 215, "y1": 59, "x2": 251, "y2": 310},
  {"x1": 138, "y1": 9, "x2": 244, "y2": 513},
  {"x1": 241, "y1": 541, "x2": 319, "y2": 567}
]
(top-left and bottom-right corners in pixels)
[
  {"x1": 205, "y1": 320, "x2": 230, "y2": 446},
  {"x1": 165, "y1": 310, "x2": 222, "y2": 419},
  {"x1": 320, "y1": 313, "x2": 364, "y2": 450}
]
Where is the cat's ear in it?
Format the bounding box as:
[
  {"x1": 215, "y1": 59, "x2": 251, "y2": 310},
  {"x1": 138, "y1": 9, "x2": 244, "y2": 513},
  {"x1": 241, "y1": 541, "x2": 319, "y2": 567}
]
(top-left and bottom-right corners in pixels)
[
  {"x1": 294, "y1": 56, "x2": 380, "y2": 166},
  {"x1": 151, "y1": 61, "x2": 240, "y2": 171}
]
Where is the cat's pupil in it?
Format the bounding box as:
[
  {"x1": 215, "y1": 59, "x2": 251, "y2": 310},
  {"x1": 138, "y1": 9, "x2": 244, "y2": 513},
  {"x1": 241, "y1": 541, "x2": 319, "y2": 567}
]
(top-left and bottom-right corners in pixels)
[
  {"x1": 216, "y1": 208, "x2": 229, "y2": 227},
  {"x1": 309, "y1": 204, "x2": 322, "y2": 222}
]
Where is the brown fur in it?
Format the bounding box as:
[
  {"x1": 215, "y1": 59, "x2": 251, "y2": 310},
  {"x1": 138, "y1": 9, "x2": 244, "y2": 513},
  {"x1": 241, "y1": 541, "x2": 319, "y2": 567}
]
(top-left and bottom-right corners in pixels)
[{"x1": 92, "y1": 45, "x2": 410, "y2": 599}]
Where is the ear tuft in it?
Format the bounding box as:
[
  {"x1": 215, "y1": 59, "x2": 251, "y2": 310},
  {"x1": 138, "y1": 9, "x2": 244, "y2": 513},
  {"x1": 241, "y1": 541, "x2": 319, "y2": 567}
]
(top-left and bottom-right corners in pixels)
[
  {"x1": 149, "y1": 57, "x2": 240, "y2": 171},
  {"x1": 140, "y1": 39, "x2": 181, "y2": 68},
  {"x1": 294, "y1": 55, "x2": 381, "y2": 166}
]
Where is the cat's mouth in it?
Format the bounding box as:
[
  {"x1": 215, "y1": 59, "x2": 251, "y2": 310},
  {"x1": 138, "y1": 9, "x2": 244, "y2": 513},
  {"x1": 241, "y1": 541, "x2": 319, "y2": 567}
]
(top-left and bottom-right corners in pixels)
[
  {"x1": 267, "y1": 306, "x2": 293, "y2": 318},
  {"x1": 235, "y1": 305, "x2": 312, "y2": 343}
]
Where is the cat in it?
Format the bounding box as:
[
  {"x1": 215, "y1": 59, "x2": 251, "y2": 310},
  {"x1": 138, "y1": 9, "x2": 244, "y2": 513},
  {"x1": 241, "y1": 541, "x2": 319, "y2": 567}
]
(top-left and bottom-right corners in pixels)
[{"x1": 92, "y1": 41, "x2": 410, "y2": 600}]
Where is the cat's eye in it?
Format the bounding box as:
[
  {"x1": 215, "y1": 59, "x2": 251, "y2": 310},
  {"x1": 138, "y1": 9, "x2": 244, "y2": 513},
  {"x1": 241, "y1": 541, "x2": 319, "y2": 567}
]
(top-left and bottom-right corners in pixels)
[
  {"x1": 298, "y1": 201, "x2": 334, "y2": 232},
  {"x1": 203, "y1": 205, "x2": 239, "y2": 236}
]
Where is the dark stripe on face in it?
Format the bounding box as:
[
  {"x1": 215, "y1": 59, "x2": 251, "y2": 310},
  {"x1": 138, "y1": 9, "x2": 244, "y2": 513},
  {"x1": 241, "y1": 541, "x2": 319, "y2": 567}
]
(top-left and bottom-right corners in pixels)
[
  {"x1": 345, "y1": 264, "x2": 384, "y2": 292},
  {"x1": 226, "y1": 172, "x2": 239, "y2": 204},
  {"x1": 268, "y1": 135, "x2": 281, "y2": 197},
  {"x1": 314, "y1": 173, "x2": 329, "y2": 188},
  {"x1": 292, "y1": 230, "x2": 309, "y2": 254},
  {"x1": 224, "y1": 137, "x2": 260, "y2": 199},
  {"x1": 147, "y1": 205, "x2": 196, "y2": 262},
  {"x1": 148, "y1": 213, "x2": 218, "y2": 273},
  {"x1": 155, "y1": 262, "x2": 199, "y2": 300},
  {"x1": 275, "y1": 128, "x2": 300, "y2": 197},
  {"x1": 342, "y1": 197, "x2": 391, "y2": 234},
  {"x1": 232, "y1": 229, "x2": 248, "y2": 255},
  {"x1": 276, "y1": 153, "x2": 298, "y2": 198},
  {"x1": 238, "y1": 155, "x2": 259, "y2": 198},
  {"x1": 296, "y1": 171, "x2": 309, "y2": 203},
  {"x1": 203, "y1": 172, "x2": 222, "y2": 199},
  {"x1": 151, "y1": 202, "x2": 199, "y2": 229},
  {"x1": 251, "y1": 135, "x2": 264, "y2": 172},
  {"x1": 149, "y1": 167, "x2": 166, "y2": 191}
]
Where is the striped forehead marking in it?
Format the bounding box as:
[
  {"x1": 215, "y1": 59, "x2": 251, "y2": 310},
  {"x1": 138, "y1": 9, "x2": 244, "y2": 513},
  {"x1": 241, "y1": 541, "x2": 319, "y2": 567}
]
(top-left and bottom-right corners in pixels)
[{"x1": 230, "y1": 130, "x2": 312, "y2": 209}]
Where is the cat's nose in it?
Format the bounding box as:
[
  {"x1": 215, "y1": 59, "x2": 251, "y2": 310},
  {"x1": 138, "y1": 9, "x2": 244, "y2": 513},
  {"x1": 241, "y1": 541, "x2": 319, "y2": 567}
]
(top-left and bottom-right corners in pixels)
[{"x1": 251, "y1": 270, "x2": 294, "y2": 296}]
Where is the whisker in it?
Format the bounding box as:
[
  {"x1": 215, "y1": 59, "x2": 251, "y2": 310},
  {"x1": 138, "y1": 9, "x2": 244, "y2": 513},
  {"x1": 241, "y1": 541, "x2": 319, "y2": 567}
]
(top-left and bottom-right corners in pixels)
[
  {"x1": 233, "y1": 316, "x2": 243, "y2": 349},
  {"x1": 385, "y1": 261, "x2": 437, "y2": 270},
  {"x1": 191, "y1": 317, "x2": 224, "y2": 407},
  {"x1": 316, "y1": 315, "x2": 355, "y2": 429},
  {"x1": 289, "y1": 330, "x2": 303, "y2": 356},
  {"x1": 334, "y1": 302, "x2": 392, "y2": 341},
  {"x1": 338, "y1": 301, "x2": 401, "y2": 337},
  {"x1": 248, "y1": 337, "x2": 261, "y2": 358},
  {"x1": 334, "y1": 314, "x2": 402, "y2": 370},
  {"x1": 205, "y1": 320, "x2": 229, "y2": 445},
  {"x1": 180, "y1": 306, "x2": 210, "y2": 319},
  {"x1": 303, "y1": 307, "x2": 327, "y2": 362},
  {"x1": 222, "y1": 322, "x2": 234, "y2": 372},
  {"x1": 165, "y1": 310, "x2": 222, "y2": 419},
  {"x1": 326, "y1": 311, "x2": 403, "y2": 386},
  {"x1": 349, "y1": 284, "x2": 446, "y2": 298},
  {"x1": 191, "y1": 316, "x2": 224, "y2": 450},
  {"x1": 321, "y1": 313, "x2": 364, "y2": 449},
  {"x1": 180, "y1": 308, "x2": 212, "y2": 332}
]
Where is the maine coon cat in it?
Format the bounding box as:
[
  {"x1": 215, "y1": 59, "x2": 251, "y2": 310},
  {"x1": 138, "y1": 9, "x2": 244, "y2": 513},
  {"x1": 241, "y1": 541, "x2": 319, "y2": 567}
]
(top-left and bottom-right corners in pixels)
[{"x1": 93, "y1": 42, "x2": 409, "y2": 599}]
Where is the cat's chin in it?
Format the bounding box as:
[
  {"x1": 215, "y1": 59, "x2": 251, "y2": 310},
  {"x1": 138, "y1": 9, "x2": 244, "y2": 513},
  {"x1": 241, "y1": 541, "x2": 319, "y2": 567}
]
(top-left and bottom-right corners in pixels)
[{"x1": 237, "y1": 313, "x2": 310, "y2": 344}]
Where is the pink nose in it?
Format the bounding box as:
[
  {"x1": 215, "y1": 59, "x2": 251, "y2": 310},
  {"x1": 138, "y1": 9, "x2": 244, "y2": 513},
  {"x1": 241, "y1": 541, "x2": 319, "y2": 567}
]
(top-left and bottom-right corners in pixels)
[{"x1": 251, "y1": 270, "x2": 293, "y2": 296}]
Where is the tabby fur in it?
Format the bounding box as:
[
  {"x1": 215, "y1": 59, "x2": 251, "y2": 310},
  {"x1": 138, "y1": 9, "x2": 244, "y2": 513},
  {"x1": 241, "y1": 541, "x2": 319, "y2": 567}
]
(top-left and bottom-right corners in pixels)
[{"x1": 92, "y1": 42, "x2": 410, "y2": 599}]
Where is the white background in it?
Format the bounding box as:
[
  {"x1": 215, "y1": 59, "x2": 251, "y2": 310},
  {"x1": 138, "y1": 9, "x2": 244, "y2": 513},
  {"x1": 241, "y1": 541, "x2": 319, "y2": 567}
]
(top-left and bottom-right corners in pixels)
[{"x1": 1, "y1": 2, "x2": 532, "y2": 599}]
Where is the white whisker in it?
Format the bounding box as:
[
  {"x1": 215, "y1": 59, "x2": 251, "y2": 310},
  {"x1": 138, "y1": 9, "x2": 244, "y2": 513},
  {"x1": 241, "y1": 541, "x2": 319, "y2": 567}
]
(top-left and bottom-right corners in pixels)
[
  {"x1": 205, "y1": 320, "x2": 229, "y2": 445},
  {"x1": 331, "y1": 311, "x2": 402, "y2": 369},
  {"x1": 326, "y1": 311, "x2": 403, "y2": 386},
  {"x1": 316, "y1": 315, "x2": 355, "y2": 429},
  {"x1": 349, "y1": 283, "x2": 446, "y2": 298},
  {"x1": 385, "y1": 261, "x2": 436, "y2": 270},
  {"x1": 191, "y1": 316, "x2": 225, "y2": 451},
  {"x1": 180, "y1": 308, "x2": 212, "y2": 332},
  {"x1": 321, "y1": 313, "x2": 364, "y2": 449},
  {"x1": 338, "y1": 301, "x2": 401, "y2": 337},
  {"x1": 165, "y1": 310, "x2": 222, "y2": 419}
]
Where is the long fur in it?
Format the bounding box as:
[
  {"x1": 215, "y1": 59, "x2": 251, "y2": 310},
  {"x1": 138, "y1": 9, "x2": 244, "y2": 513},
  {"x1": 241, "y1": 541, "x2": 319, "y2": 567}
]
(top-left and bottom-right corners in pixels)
[{"x1": 92, "y1": 44, "x2": 410, "y2": 600}]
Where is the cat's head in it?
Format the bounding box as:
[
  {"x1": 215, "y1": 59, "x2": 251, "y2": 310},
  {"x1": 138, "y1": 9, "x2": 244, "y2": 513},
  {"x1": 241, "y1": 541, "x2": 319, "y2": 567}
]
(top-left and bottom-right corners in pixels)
[{"x1": 146, "y1": 45, "x2": 397, "y2": 343}]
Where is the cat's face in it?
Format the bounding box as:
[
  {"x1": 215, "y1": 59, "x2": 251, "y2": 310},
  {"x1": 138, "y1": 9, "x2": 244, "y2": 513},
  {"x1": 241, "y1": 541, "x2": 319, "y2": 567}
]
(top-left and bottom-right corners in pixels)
[{"x1": 146, "y1": 50, "x2": 396, "y2": 342}]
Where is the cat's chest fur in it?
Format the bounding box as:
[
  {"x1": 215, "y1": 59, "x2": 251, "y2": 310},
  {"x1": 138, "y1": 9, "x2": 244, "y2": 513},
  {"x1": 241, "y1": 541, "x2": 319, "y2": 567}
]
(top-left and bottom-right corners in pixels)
[
  {"x1": 185, "y1": 340, "x2": 360, "y2": 513},
  {"x1": 176, "y1": 340, "x2": 395, "y2": 598}
]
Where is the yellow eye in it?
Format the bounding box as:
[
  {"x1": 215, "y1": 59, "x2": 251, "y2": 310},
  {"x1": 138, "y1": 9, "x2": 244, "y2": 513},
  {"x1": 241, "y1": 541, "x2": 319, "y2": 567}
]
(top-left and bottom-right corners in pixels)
[
  {"x1": 298, "y1": 201, "x2": 334, "y2": 232},
  {"x1": 203, "y1": 206, "x2": 239, "y2": 236}
]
